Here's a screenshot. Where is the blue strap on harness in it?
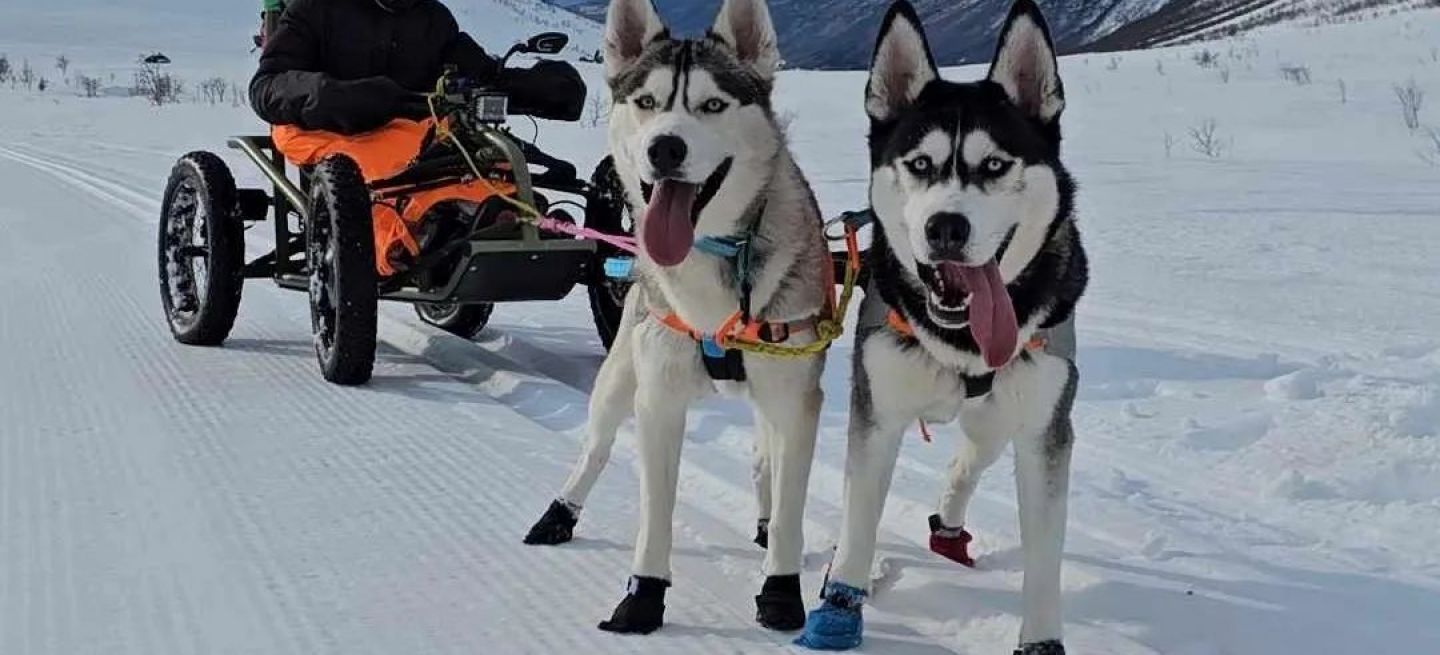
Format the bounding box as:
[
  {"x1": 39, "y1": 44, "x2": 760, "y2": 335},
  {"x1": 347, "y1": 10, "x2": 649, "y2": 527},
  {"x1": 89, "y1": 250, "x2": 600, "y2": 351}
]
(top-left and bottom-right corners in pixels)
[
  {"x1": 693, "y1": 235, "x2": 746, "y2": 259},
  {"x1": 699, "y1": 335, "x2": 728, "y2": 359}
]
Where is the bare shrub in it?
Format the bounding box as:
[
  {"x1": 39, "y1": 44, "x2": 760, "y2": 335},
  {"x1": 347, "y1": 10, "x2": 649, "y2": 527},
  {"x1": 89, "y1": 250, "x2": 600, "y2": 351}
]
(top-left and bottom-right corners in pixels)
[
  {"x1": 1189, "y1": 119, "x2": 1225, "y2": 159},
  {"x1": 133, "y1": 61, "x2": 183, "y2": 105},
  {"x1": 584, "y1": 91, "x2": 607, "y2": 128},
  {"x1": 55, "y1": 54, "x2": 70, "y2": 80},
  {"x1": 1193, "y1": 49, "x2": 1221, "y2": 68},
  {"x1": 197, "y1": 77, "x2": 229, "y2": 105},
  {"x1": 0, "y1": 54, "x2": 10, "y2": 84},
  {"x1": 77, "y1": 75, "x2": 101, "y2": 98},
  {"x1": 1337, "y1": 79, "x2": 1347, "y2": 104},
  {"x1": 19, "y1": 59, "x2": 35, "y2": 91},
  {"x1": 1420, "y1": 127, "x2": 1440, "y2": 166},
  {"x1": 230, "y1": 81, "x2": 246, "y2": 108},
  {"x1": 1280, "y1": 66, "x2": 1312, "y2": 85},
  {"x1": 1395, "y1": 79, "x2": 1425, "y2": 131},
  {"x1": 1164, "y1": 131, "x2": 1176, "y2": 158},
  {"x1": 1219, "y1": 66, "x2": 1232, "y2": 83}
]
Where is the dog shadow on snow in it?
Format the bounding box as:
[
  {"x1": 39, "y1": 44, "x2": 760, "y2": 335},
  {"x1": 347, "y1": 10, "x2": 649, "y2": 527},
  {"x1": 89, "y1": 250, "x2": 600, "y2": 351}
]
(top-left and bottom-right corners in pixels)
[{"x1": 867, "y1": 544, "x2": 1440, "y2": 652}]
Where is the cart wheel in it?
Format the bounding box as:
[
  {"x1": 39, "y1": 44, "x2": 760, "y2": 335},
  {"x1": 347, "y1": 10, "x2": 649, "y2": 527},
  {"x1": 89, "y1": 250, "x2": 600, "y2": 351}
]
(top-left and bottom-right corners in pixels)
[
  {"x1": 158, "y1": 151, "x2": 245, "y2": 346},
  {"x1": 307, "y1": 155, "x2": 377, "y2": 386},
  {"x1": 585, "y1": 156, "x2": 634, "y2": 351},
  {"x1": 415, "y1": 302, "x2": 494, "y2": 339}
]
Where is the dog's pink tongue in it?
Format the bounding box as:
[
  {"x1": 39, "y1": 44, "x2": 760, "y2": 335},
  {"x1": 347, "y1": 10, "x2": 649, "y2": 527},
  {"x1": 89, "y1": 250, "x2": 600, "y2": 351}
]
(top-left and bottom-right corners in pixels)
[
  {"x1": 951, "y1": 261, "x2": 1019, "y2": 369},
  {"x1": 642, "y1": 180, "x2": 698, "y2": 268}
]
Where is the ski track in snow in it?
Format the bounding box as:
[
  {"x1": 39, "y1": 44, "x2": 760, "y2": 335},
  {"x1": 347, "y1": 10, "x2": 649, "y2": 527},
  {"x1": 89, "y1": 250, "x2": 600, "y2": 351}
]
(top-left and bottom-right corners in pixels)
[{"x1": 4, "y1": 8, "x2": 1440, "y2": 655}]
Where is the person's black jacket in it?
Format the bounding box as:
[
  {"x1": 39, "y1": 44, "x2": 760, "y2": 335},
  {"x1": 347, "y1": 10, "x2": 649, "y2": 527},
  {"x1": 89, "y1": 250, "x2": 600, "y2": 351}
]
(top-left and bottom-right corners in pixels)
[{"x1": 251, "y1": 0, "x2": 585, "y2": 135}]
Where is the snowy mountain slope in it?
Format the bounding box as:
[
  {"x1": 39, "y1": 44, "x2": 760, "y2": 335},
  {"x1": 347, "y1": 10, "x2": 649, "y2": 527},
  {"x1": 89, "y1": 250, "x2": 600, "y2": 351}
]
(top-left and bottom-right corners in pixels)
[
  {"x1": 2, "y1": 6, "x2": 1440, "y2": 655},
  {"x1": 548, "y1": 0, "x2": 1436, "y2": 69},
  {"x1": 547, "y1": 0, "x2": 1176, "y2": 68},
  {"x1": 0, "y1": 0, "x2": 601, "y2": 84},
  {"x1": 1088, "y1": 0, "x2": 1437, "y2": 50}
]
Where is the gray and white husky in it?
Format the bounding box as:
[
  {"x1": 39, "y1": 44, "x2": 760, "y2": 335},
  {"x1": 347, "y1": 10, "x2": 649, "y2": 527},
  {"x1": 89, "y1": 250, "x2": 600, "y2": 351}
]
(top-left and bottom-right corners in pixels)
[
  {"x1": 525, "y1": 0, "x2": 830, "y2": 636},
  {"x1": 797, "y1": 2, "x2": 1087, "y2": 654}
]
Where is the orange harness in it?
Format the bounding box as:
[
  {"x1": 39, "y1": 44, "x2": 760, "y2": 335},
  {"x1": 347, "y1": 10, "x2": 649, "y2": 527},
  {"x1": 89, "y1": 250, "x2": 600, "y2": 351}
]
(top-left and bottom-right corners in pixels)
[
  {"x1": 886, "y1": 309, "x2": 1048, "y2": 442},
  {"x1": 654, "y1": 312, "x2": 821, "y2": 350},
  {"x1": 650, "y1": 223, "x2": 862, "y2": 370}
]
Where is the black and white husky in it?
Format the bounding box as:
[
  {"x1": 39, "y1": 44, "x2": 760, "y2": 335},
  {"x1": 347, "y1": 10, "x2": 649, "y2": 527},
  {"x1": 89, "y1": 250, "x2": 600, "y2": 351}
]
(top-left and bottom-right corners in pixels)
[
  {"x1": 525, "y1": 0, "x2": 831, "y2": 636},
  {"x1": 797, "y1": 2, "x2": 1087, "y2": 653}
]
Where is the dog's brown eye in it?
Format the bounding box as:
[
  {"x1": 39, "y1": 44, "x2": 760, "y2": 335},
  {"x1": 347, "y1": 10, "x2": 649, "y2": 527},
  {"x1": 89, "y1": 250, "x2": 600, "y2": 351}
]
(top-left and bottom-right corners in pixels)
[
  {"x1": 981, "y1": 157, "x2": 1013, "y2": 176},
  {"x1": 700, "y1": 98, "x2": 730, "y2": 114},
  {"x1": 905, "y1": 155, "x2": 934, "y2": 176},
  {"x1": 635, "y1": 95, "x2": 658, "y2": 111}
]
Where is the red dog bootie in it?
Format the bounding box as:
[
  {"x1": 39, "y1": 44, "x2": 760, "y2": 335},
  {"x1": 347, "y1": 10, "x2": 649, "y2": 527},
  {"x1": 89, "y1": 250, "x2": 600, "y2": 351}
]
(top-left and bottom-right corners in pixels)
[{"x1": 928, "y1": 514, "x2": 976, "y2": 568}]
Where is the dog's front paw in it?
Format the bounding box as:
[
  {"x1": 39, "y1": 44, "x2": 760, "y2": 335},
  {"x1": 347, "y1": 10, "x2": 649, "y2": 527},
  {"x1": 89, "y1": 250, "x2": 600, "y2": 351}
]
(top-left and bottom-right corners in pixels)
[
  {"x1": 523, "y1": 500, "x2": 579, "y2": 546},
  {"x1": 597, "y1": 576, "x2": 669, "y2": 635},
  {"x1": 793, "y1": 582, "x2": 867, "y2": 650},
  {"x1": 754, "y1": 518, "x2": 770, "y2": 550},
  {"x1": 755, "y1": 574, "x2": 804, "y2": 631},
  {"x1": 1014, "y1": 640, "x2": 1065, "y2": 655},
  {"x1": 928, "y1": 514, "x2": 976, "y2": 567}
]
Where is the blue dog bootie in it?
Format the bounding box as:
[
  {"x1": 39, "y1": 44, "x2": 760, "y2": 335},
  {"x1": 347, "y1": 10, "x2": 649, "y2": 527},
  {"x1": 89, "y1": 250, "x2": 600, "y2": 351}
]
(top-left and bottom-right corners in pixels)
[{"x1": 793, "y1": 582, "x2": 867, "y2": 651}]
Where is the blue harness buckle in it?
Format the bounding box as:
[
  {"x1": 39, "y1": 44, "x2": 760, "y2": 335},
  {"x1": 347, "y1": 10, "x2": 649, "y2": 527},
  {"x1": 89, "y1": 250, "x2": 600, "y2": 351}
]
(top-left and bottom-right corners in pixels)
[{"x1": 603, "y1": 257, "x2": 635, "y2": 280}]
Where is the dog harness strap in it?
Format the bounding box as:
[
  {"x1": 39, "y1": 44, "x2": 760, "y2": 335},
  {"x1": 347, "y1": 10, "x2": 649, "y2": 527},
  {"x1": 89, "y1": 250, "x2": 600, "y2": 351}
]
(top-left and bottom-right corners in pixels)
[
  {"x1": 886, "y1": 309, "x2": 915, "y2": 339},
  {"x1": 961, "y1": 373, "x2": 996, "y2": 399},
  {"x1": 884, "y1": 308, "x2": 1044, "y2": 434},
  {"x1": 648, "y1": 309, "x2": 820, "y2": 382}
]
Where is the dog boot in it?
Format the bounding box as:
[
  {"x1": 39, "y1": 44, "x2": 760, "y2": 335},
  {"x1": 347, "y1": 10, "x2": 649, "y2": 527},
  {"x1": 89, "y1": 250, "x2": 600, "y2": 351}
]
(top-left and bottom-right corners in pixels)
[
  {"x1": 1015, "y1": 640, "x2": 1066, "y2": 655},
  {"x1": 755, "y1": 574, "x2": 805, "y2": 631},
  {"x1": 754, "y1": 518, "x2": 770, "y2": 550},
  {"x1": 928, "y1": 514, "x2": 976, "y2": 568},
  {"x1": 793, "y1": 582, "x2": 867, "y2": 650},
  {"x1": 598, "y1": 576, "x2": 669, "y2": 635},
  {"x1": 523, "y1": 499, "x2": 579, "y2": 546}
]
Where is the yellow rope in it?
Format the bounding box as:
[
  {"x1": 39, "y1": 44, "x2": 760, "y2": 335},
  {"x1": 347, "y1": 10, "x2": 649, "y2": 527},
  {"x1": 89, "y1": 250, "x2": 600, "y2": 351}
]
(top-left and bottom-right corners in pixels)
[{"x1": 720, "y1": 251, "x2": 858, "y2": 358}]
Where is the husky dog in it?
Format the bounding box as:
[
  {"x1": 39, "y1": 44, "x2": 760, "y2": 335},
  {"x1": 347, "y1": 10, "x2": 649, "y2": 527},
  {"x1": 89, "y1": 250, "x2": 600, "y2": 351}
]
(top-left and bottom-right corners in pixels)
[
  {"x1": 525, "y1": 0, "x2": 830, "y2": 635},
  {"x1": 796, "y1": 2, "x2": 1087, "y2": 653}
]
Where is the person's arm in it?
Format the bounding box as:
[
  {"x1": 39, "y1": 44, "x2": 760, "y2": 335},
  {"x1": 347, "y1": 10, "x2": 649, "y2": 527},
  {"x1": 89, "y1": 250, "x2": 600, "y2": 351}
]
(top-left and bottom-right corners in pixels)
[
  {"x1": 248, "y1": 0, "x2": 407, "y2": 134},
  {"x1": 440, "y1": 10, "x2": 502, "y2": 84}
]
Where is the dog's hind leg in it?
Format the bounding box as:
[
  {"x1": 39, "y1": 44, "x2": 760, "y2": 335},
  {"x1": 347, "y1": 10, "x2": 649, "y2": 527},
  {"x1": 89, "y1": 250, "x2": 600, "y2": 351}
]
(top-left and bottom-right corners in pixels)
[
  {"x1": 751, "y1": 414, "x2": 773, "y2": 549},
  {"x1": 930, "y1": 423, "x2": 1011, "y2": 566},
  {"x1": 1005, "y1": 353, "x2": 1079, "y2": 654},
  {"x1": 525, "y1": 293, "x2": 642, "y2": 546},
  {"x1": 746, "y1": 356, "x2": 824, "y2": 631}
]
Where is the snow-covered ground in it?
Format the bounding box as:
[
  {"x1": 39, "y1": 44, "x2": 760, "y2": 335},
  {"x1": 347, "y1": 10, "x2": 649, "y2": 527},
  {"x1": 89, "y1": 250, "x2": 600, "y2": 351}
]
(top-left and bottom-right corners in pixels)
[{"x1": 2, "y1": 6, "x2": 1439, "y2": 655}]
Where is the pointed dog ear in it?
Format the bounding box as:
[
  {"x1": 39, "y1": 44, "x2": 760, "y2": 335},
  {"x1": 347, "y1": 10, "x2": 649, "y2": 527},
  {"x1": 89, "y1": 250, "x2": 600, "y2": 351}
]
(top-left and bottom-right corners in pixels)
[
  {"x1": 866, "y1": 1, "x2": 938, "y2": 121},
  {"x1": 605, "y1": 0, "x2": 667, "y2": 79},
  {"x1": 710, "y1": 0, "x2": 781, "y2": 79},
  {"x1": 987, "y1": 0, "x2": 1065, "y2": 124}
]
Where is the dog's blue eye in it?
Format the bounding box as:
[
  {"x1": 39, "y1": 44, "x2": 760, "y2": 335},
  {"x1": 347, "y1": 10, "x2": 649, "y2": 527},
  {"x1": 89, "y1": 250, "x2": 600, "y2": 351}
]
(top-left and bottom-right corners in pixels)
[
  {"x1": 635, "y1": 95, "x2": 658, "y2": 111},
  {"x1": 981, "y1": 157, "x2": 1013, "y2": 176},
  {"x1": 905, "y1": 156, "x2": 934, "y2": 176},
  {"x1": 700, "y1": 98, "x2": 730, "y2": 114}
]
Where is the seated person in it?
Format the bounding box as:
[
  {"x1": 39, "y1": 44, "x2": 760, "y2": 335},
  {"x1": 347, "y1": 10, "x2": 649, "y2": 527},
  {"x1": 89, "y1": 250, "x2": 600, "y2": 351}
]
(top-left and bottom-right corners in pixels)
[{"x1": 250, "y1": 0, "x2": 584, "y2": 275}]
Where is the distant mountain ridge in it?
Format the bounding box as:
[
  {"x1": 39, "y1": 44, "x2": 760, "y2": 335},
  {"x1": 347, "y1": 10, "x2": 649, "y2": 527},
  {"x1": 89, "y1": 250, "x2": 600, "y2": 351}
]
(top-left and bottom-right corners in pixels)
[{"x1": 543, "y1": 0, "x2": 1432, "y2": 69}]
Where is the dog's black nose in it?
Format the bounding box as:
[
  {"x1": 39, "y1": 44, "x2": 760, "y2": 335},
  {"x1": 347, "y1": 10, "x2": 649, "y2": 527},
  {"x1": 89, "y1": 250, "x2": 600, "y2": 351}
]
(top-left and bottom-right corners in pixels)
[
  {"x1": 925, "y1": 213, "x2": 971, "y2": 258},
  {"x1": 648, "y1": 135, "x2": 688, "y2": 176}
]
